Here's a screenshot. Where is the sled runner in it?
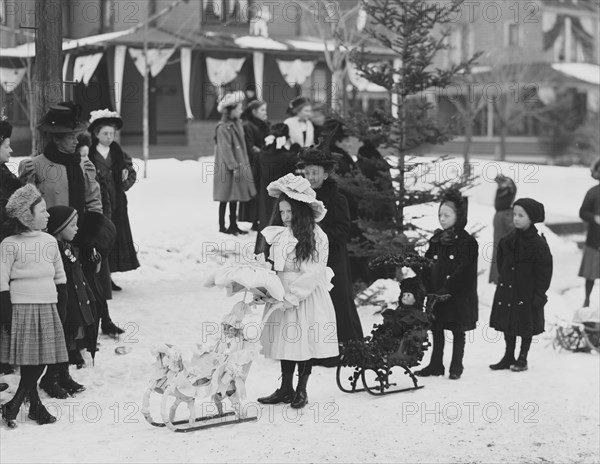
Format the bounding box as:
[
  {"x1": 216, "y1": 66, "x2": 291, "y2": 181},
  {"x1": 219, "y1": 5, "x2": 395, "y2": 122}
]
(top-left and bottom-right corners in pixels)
[
  {"x1": 337, "y1": 293, "x2": 449, "y2": 395},
  {"x1": 142, "y1": 258, "x2": 285, "y2": 432}
]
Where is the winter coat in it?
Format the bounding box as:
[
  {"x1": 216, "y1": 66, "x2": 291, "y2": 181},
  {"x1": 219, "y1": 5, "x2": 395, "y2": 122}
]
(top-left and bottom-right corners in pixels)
[
  {"x1": 213, "y1": 117, "x2": 256, "y2": 203},
  {"x1": 88, "y1": 142, "x2": 140, "y2": 273},
  {"x1": 57, "y1": 241, "x2": 97, "y2": 355},
  {"x1": 18, "y1": 153, "x2": 103, "y2": 214},
  {"x1": 0, "y1": 163, "x2": 22, "y2": 228},
  {"x1": 356, "y1": 143, "x2": 395, "y2": 224},
  {"x1": 239, "y1": 116, "x2": 270, "y2": 224},
  {"x1": 424, "y1": 228, "x2": 479, "y2": 332},
  {"x1": 490, "y1": 226, "x2": 553, "y2": 337},
  {"x1": 580, "y1": 184, "x2": 600, "y2": 249},
  {"x1": 314, "y1": 178, "x2": 363, "y2": 342}
]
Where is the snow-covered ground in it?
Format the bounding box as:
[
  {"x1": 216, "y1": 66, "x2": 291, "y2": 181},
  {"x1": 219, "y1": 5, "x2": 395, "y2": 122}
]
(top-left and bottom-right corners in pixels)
[{"x1": 1, "y1": 156, "x2": 599, "y2": 464}]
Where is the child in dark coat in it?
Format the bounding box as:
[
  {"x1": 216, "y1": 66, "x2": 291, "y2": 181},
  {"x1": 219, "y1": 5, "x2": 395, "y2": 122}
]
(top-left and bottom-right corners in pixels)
[
  {"x1": 489, "y1": 198, "x2": 553, "y2": 372},
  {"x1": 416, "y1": 190, "x2": 479, "y2": 380},
  {"x1": 44, "y1": 206, "x2": 97, "y2": 395}
]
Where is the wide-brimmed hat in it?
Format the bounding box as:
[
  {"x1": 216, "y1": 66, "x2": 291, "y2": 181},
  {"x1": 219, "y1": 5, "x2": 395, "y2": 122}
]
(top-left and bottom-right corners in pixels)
[
  {"x1": 88, "y1": 109, "x2": 123, "y2": 134},
  {"x1": 217, "y1": 91, "x2": 246, "y2": 114},
  {"x1": 37, "y1": 102, "x2": 88, "y2": 133},
  {"x1": 267, "y1": 173, "x2": 326, "y2": 222},
  {"x1": 296, "y1": 146, "x2": 337, "y2": 170}
]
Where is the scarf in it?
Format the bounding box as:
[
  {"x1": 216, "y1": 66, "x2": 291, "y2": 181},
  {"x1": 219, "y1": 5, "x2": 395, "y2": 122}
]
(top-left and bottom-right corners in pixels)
[
  {"x1": 44, "y1": 141, "x2": 86, "y2": 218},
  {"x1": 430, "y1": 227, "x2": 460, "y2": 246}
]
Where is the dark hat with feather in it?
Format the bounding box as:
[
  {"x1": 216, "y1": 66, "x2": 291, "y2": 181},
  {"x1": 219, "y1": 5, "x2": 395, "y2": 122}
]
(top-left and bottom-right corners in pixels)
[{"x1": 37, "y1": 102, "x2": 87, "y2": 133}]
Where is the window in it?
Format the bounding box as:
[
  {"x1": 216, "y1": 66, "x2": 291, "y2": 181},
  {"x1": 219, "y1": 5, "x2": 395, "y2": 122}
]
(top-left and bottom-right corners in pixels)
[
  {"x1": 0, "y1": 0, "x2": 6, "y2": 25},
  {"x1": 506, "y1": 22, "x2": 520, "y2": 47},
  {"x1": 101, "y1": 0, "x2": 114, "y2": 31},
  {"x1": 202, "y1": 0, "x2": 249, "y2": 24}
]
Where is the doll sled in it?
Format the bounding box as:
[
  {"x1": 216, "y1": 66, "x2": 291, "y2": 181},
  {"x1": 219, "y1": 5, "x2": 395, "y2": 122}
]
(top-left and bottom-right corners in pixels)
[
  {"x1": 337, "y1": 293, "x2": 450, "y2": 396},
  {"x1": 552, "y1": 307, "x2": 600, "y2": 354},
  {"x1": 141, "y1": 258, "x2": 285, "y2": 432}
]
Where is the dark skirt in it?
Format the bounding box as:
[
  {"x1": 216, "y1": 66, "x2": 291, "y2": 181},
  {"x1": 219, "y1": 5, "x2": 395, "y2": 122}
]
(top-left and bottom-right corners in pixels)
[
  {"x1": 0, "y1": 303, "x2": 68, "y2": 365},
  {"x1": 579, "y1": 246, "x2": 600, "y2": 280}
]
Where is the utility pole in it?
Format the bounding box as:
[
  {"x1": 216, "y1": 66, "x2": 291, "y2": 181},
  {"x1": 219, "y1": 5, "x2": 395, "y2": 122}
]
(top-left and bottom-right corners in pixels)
[
  {"x1": 142, "y1": 7, "x2": 150, "y2": 178},
  {"x1": 33, "y1": 0, "x2": 63, "y2": 153}
]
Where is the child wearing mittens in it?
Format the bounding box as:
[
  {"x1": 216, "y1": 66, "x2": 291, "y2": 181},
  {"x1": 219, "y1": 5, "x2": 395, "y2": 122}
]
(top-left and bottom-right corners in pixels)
[
  {"x1": 0, "y1": 184, "x2": 68, "y2": 428},
  {"x1": 416, "y1": 190, "x2": 479, "y2": 380},
  {"x1": 257, "y1": 174, "x2": 338, "y2": 409},
  {"x1": 489, "y1": 198, "x2": 553, "y2": 372}
]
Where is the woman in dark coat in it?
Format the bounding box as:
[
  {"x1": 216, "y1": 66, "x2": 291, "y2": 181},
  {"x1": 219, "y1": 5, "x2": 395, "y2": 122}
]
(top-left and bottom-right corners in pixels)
[
  {"x1": 490, "y1": 175, "x2": 517, "y2": 284},
  {"x1": 213, "y1": 91, "x2": 256, "y2": 235},
  {"x1": 0, "y1": 119, "x2": 21, "y2": 389},
  {"x1": 298, "y1": 147, "x2": 364, "y2": 355},
  {"x1": 88, "y1": 109, "x2": 139, "y2": 295},
  {"x1": 579, "y1": 158, "x2": 600, "y2": 307},
  {"x1": 254, "y1": 123, "x2": 298, "y2": 254},
  {"x1": 239, "y1": 100, "x2": 270, "y2": 230},
  {"x1": 489, "y1": 198, "x2": 553, "y2": 372},
  {"x1": 416, "y1": 190, "x2": 479, "y2": 380}
]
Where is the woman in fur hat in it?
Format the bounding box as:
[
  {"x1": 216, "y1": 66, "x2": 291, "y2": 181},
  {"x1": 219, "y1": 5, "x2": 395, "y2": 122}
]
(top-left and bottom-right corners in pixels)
[
  {"x1": 0, "y1": 185, "x2": 68, "y2": 427},
  {"x1": 416, "y1": 190, "x2": 479, "y2": 380},
  {"x1": 254, "y1": 123, "x2": 298, "y2": 253},
  {"x1": 239, "y1": 100, "x2": 270, "y2": 231},
  {"x1": 490, "y1": 175, "x2": 517, "y2": 284},
  {"x1": 88, "y1": 109, "x2": 140, "y2": 293},
  {"x1": 213, "y1": 91, "x2": 256, "y2": 235},
  {"x1": 579, "y1": 158, "x2": 600, "y2": 308},
  {"x1": 257, "y1": 174, "x2": 338, "y2": 409},
  {"x1": 297, "y1": 147, "x2": 364, "y2": 357},
  {"x1": 284, "y1": 96, "x2": 314, "y2": 150},
  {"x1": 490, "y1": 198, "x2": 553, "y2": 372}
]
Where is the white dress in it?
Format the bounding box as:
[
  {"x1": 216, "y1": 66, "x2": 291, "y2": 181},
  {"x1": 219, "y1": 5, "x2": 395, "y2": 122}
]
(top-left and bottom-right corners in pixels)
[
  {"x1": 260, "y1": 225, "x2": 339, "y2": 361},
  {"x1": 284, "y1": 116, "x2": 315, "y2": 148}
]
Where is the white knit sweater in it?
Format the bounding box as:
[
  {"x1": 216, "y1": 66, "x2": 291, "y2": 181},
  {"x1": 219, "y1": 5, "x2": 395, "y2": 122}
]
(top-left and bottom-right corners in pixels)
[{"x1": 0, "y1": 231, "x2": 66, "y2": 304}]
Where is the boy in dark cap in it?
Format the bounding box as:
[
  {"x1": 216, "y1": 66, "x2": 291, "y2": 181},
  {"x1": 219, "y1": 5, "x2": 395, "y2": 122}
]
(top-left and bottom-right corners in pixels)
[{"x1": 489, "y1": 198, "x2": 553, "y2": 372}]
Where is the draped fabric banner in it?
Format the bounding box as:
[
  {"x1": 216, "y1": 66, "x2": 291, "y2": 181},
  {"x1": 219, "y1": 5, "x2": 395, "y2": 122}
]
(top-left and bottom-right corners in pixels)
[
  {"x1": 73, "y1": 52, "x2": 103, "y2": 85},
  {"x1": 542, "y1": 11, "x2": 557, "y2": 33},
  {"x1": 253, "y1": 51, "x2": 264, "y2": 100},
  {"x1": 113, "y1": 45, "x2": 127, "y2": 114},
  {"x1": 206, "y1": 56, "x2": 246, "y2": 97},
  {"x1": 180, "y1": 47, "x2": 194, "y2": 120},
  {"x1": 276, "y1": 59, "x2": 316, "y2": 87},
  {"x1": 538, "y1": 87, "x2": 556, "y2": 105},
  {"x1": 0, "y1": 67, "x2": 26, "y2": 93},
  {"x1": 128, "y1": 48, "x2": 176, "y2": 78}
]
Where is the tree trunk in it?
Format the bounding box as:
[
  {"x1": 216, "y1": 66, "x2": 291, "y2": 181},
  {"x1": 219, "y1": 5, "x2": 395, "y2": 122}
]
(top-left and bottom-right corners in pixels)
[
  {"x1": 397, "y1": 94, "x2": 406, "y2": 232},
  {"x1": 34, "y1": 0, "x2": 63, "y2": 154},
  {"x1": 331, "y1": 69, "x2": 345, "y2": 114},
  {"x1": 463, "y1": 116, "x2": 473, "y2": 179},
  {"x1": 498, "y1": 123, "x2": 508, "y2": 161}
]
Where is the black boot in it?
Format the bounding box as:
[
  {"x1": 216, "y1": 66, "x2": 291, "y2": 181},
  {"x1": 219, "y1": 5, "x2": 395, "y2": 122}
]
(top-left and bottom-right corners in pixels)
[
  {"x1": 69, "y1": 349, "x2": 85, "y2": 369},
  {"x1": 58, "y1": 363, "x2": 85, "y2": 395},
  {"x1": 0, "y1": 363, "x2": 14, "y2": 375},
  {"x1": 27, "y1": 387, "x2": 57, "y2": 425},
  {"x1": 0, "y1": 385, "x2": 28, "y2": 428},
  {"x1": 511, "y1": 337, "x2": 531, "y2": 372},
  {"x1": 415, "y1": 330, "x2": 445, "y2": 377},
  {"x1": 102, "y1": 318, "x2": 125, "y2": 336},
  {"x1": 449, "y1": 331, "x2": 465, "y2": 379},
  {"x1": 39, "y1": 365, "x2": 69, "y2": 399},
  {"x1": 291, "y1": 374, "x2": 309, "y2": 409},
  {"x1": 490, "y1": 334, "x2": 516, "y2": 370},
  {"x1": 258, "y1": 372, "x2": 295, "y2": 404},
  {"x1": 111, "y1": 280, "x2": 122, "y2": 292}
]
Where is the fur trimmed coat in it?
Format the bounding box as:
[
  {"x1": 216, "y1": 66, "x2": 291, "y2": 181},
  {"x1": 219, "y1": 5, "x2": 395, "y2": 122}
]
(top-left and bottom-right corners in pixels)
[
  {"x1": 490, "y1": 226, "x2": 553, "y2": 337},
  {"x1": 89, "y1": 142, "x2": 140, "y2": 273},
  {"x1": 213, "y1": 117, "x2": 256, "y2": 203}
]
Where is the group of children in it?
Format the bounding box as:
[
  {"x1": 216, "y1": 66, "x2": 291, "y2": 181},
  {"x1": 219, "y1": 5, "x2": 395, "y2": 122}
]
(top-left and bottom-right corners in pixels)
[{"x1": 0, "y1": 185, "x2": 103, "y2": 428}]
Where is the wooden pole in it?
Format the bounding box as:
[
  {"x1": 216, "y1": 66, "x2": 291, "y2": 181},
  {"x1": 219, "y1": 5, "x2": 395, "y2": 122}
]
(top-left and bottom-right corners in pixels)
[
  {"x1": 142, "y1": 8, "x2": 150, "y2": 178},
  {"x1": 34, "y1": 0, "x2": 63, "y2": 154}
]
